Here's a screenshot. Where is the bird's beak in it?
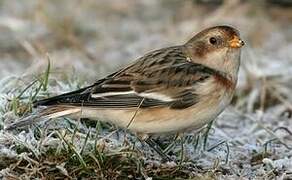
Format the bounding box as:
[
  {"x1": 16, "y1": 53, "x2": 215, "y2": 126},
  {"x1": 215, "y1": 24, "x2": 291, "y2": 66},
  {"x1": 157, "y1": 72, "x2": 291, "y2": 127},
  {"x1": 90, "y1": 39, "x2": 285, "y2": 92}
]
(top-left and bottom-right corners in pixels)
[{"x1": 229, "y1": 35, "x2": 244, "y2": 48}]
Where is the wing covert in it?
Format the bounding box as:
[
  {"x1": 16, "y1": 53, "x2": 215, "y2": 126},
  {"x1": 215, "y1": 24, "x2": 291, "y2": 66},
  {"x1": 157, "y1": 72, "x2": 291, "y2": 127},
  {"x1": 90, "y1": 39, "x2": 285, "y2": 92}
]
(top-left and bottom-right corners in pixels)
[{"x1": 35, "y1": 46, "x2": 218, "y2": 109}]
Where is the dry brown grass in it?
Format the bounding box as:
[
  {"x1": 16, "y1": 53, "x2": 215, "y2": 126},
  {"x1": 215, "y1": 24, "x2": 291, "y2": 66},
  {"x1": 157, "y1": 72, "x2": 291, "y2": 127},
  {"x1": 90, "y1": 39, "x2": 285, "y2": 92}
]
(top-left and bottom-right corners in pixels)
[{"x1": 0, "y1": 0, "x2": 292, "y2": 179}]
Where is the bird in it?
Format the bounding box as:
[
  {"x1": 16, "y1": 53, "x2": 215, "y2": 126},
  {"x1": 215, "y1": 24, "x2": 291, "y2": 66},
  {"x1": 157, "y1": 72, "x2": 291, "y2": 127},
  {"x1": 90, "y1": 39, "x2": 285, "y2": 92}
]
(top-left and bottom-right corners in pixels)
[{"x1": 6, "y1": 25, "x2": 244, "y2": 138}]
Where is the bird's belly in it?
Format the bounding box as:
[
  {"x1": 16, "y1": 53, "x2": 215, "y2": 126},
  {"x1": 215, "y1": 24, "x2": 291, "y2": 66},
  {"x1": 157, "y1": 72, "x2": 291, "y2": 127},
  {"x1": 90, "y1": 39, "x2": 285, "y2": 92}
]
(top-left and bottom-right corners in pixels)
[
  {"x1": 80, "y1": 92, "x2": 231, "y2": 134},
  {"x1": 132, "y1": 98, "x2": 227, "y2": 134}
]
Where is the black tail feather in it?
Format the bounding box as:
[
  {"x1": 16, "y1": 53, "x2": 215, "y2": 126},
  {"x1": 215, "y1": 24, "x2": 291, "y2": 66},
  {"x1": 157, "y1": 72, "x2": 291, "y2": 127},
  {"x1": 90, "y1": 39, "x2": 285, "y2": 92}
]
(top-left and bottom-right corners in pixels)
[{"x1": 33, "y1": 85, "x2": 93, "y2": 107}]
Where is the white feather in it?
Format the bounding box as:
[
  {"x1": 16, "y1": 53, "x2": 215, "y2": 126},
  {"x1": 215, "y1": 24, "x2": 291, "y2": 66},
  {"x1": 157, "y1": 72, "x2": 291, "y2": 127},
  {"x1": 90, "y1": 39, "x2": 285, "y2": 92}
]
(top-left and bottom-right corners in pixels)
[
  {"x1": 45, "y1": 108, "x2": 81, "y2": 119},
  {"x1": 139, "y1": 92, "x2": 173, "y2": 101},
  {"x1": 91, "y1": 90, "x2": 173, "y2": 102},
  {"x1": 91, "y1": 91, "x2": 135, "y2": 98}
]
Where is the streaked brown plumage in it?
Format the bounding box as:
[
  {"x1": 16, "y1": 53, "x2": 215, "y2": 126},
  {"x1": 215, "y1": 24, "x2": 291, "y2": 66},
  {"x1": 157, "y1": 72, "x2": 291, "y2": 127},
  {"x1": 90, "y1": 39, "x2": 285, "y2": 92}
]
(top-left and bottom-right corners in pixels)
[{"x1": 6, "y1": 25, "x2": 244, "y2": 135}]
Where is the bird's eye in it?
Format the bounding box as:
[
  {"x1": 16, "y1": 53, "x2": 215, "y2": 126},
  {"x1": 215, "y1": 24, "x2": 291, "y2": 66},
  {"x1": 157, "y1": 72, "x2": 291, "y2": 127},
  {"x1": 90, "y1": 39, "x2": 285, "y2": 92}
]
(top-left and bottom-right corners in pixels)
[{"x1": 209, "y1": 37, "x2": 217, "y2": 45}]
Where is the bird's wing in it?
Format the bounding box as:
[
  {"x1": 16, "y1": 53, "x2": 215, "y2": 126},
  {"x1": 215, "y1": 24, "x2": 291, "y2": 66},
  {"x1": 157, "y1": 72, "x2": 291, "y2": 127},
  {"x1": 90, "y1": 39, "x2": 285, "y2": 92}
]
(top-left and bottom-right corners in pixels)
[{"x1": 34, "y1": 46, "x2": 219, "y2": 109}]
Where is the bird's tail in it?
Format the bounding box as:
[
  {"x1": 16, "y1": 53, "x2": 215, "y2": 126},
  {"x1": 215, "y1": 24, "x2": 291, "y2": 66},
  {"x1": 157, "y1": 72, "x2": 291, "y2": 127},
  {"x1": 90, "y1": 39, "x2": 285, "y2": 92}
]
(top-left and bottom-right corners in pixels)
[{"x1": 5, "y1": 106, "x2": 81, "y2": 130}]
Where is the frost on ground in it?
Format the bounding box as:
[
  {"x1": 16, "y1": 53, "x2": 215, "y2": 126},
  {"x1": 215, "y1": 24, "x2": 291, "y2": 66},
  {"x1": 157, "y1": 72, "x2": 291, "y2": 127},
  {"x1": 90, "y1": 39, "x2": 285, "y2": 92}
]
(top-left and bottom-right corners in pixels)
[{"x1": 0, "y1": 0, "x2": 292, "y2": 179}]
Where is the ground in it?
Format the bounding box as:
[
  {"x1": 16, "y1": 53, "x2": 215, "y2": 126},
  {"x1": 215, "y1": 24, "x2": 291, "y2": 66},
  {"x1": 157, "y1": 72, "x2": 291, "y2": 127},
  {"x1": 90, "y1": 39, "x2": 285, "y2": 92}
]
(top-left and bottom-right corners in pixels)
[{"x1": 0, "y1": 0, "x2": 292, "y2": 179}]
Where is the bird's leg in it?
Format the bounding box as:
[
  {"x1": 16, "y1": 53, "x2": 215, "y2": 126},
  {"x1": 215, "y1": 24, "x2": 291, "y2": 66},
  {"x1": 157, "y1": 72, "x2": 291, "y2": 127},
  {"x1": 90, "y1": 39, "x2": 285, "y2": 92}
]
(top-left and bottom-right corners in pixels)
[
  {"x1": 144, "y1": 138, "x2": 172, "y2": 162},
  {"x1": 163, "y1": 133, "x2": 179, "y2": 154},
  {"x1": 178, "y1": 133, "x2": 185, "y2": 164},
  {"x1": 136, "y1": 133, "x2": 172, "y2": 161},
  {"x1": 163, "y1": 132, "x2": 186, "y2": 163},
  {"x1": 203, "y1": 120, "x2": 214, "y2": 150}
]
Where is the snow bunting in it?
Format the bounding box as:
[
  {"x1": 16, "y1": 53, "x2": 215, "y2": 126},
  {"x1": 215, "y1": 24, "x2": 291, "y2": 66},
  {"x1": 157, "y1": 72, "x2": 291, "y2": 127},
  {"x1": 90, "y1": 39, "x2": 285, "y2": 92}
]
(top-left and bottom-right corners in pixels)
[{"x1": 6, "y1": 25, "x2": 244, "y2": 135}]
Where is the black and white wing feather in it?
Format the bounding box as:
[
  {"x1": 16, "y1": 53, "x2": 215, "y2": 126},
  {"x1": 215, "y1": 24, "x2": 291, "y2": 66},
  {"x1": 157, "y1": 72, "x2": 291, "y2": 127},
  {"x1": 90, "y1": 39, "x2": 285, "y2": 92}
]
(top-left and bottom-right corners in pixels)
[{"x1": 34, "y1": 46, "x2": 217, "y2": 109}]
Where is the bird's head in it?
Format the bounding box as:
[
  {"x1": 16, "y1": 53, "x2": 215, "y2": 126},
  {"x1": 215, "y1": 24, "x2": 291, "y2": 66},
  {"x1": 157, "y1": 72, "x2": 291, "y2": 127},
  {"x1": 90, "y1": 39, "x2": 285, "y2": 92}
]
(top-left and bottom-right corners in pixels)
[{"x1": 185, "y1": 25, "x2": 244, "y2": 79}]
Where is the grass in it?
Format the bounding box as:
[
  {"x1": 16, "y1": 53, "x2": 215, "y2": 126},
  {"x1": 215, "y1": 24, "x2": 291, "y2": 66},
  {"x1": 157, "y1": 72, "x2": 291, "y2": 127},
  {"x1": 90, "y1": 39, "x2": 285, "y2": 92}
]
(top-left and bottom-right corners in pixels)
[
  {"x1": 0, "y1": 65, "x2": 221, "y2": 179},
  {"x1": 1, "y1": 63, "x2": 292, "y2": 179},
  {"x1": 0, "y1": 0, "x2": 292, "y2": 179}
]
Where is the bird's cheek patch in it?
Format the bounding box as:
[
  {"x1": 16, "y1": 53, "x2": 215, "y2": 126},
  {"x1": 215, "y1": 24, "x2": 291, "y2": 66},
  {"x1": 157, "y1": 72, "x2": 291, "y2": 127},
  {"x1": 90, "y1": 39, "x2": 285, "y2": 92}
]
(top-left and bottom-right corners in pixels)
[{"x1": 193, "y1": 43, "x2": 212, "y2": 58}]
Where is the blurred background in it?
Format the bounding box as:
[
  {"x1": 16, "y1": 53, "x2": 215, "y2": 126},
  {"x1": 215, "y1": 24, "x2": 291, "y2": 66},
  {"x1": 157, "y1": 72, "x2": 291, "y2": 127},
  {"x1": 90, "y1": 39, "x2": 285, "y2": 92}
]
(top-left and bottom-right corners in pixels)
[
  {"x1": 1, "y1": 0, "x2": 292, "y2": 82},
  {"x1": 1, "y1": 0, "x2": 292, "y2": 178}
]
